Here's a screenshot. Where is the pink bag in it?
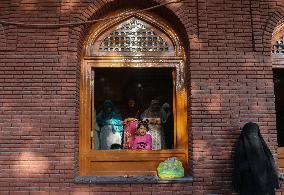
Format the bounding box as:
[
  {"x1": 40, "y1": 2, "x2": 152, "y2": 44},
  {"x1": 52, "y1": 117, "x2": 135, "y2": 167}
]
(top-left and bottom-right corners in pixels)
[{"x1": 123, "y1": 119, "x2": 138, "y2": 149}]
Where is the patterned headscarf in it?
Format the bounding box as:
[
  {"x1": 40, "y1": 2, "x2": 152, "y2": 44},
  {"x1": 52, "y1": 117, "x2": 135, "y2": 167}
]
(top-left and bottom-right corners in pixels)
[{"x1": 96, "y1": 100, "x2": 123, "y2": 134}]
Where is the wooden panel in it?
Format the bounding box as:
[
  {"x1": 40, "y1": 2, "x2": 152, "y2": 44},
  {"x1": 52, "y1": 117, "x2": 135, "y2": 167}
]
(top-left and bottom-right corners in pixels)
[
  {"x1": 84, "y1": 153, "x2": 187, "y2": 176},
  {"x1": 85, "y1": 151, "x2": 187, "y2": 161},
  {"x1": 278, "y1": 147, "x2": 284, "y2": 169},
  {"x1": 89, "y1": 161, "x2": 159, "y2": 176}
]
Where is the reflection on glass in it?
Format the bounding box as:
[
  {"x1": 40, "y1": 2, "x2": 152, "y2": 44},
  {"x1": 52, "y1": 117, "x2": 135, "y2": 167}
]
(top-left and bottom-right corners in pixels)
[
  {"x1": 92, "y1": 68, "x2": 174, "y2": 150},
  {"x1": 273, "y1": 69, "x2": 284, "y2": 146},
  {"x1": 141, "y1": 100, "x2": 163, "y2": 150},
  {"x1": 96, "y1": 100, "x2": 123, "y2": 150}
]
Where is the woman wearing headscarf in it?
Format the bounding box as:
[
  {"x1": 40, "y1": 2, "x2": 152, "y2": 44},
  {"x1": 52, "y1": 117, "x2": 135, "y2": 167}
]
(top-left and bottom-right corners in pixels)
[
  {"x1": 140, "y1": 99, "x2": 164, "y2": 150},
  {"x1": 233, "y1": 122, "x2": 279, "y2": 195},
  {"x1": 161, "y1": 103, "x2": 171, "y2": 124},
  {"x1": 96, "y1": 100, "x2": 123, "y2": 150},
  {"x1": 161, "y1": 103, "x2": 174, "y2": 149},
  {"x1": 122, "y1": 98, "x2": 140, "y2": 149}
]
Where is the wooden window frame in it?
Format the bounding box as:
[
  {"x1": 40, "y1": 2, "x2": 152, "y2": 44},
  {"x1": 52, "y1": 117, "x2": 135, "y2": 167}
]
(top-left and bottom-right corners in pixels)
[{"x1": 79, "y1": 10, "x2": 188, "y2": 177}]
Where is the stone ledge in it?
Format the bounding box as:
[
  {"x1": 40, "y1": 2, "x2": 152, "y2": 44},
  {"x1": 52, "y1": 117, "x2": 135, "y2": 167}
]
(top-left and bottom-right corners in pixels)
[{"x1": 74, "y1": 176, "x2": 193, "y2": 184}]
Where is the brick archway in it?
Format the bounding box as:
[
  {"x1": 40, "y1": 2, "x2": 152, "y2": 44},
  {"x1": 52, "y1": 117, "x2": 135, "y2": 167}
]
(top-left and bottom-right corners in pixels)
[{"x1": 262, "y1": 7, "x2": 284, "y2": 52}]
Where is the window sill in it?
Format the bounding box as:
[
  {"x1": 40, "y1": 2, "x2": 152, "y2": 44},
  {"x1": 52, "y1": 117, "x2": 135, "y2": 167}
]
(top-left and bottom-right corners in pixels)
[{"x1": 74, "y1": 176, "x2": 193, "y2": 184}]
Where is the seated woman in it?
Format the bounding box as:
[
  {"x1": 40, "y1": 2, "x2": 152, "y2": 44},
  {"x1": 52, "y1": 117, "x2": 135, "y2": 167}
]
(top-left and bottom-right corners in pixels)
[
  {"x1": 122, "y1": 98, "x2": 140, "y2": 149},
  {"x1": 140, "y1": 99, "x2": 164, "y2": 150},
  {"x1": 96, "y1": 100, "x2": 123, "y2": 150}
]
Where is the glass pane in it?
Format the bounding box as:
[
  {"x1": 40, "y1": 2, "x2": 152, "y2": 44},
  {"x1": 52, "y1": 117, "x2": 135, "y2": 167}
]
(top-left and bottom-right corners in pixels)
[
  {"x1": 273, "y1": 69, "x2": 284, "y2": 146},
  {"x1": 92, "y1": 68, "x2": 174, "y2": 150}
]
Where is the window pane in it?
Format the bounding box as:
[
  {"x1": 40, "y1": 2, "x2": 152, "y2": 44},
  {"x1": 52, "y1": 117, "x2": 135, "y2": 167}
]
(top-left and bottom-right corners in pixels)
[
  {"x1": 92, "y1": 68, "x2": 175, "y2": 150},
  {"x1": 273, "y1": 69, "x2": 284, "y2": 146}
]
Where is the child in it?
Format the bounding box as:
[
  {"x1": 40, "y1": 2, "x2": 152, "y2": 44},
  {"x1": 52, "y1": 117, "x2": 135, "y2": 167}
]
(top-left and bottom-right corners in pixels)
[{"x1": 132, "y1": 120, "x2": 152, "y2": 150}]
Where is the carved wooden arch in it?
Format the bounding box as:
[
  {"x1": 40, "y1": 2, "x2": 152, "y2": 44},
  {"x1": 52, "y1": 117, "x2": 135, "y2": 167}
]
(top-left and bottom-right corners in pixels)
[
  {"x1": 272, "y1": 23, "x2": 284, "y2": 54},
  {"x1": 84, "y1": 9, "x2": 183, "y2": 58}
]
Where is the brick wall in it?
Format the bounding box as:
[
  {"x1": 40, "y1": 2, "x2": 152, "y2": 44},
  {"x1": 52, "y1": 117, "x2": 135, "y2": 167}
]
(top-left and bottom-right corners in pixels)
[{"x1": 0, "y1": 0, "x2": 283, "y2": 194}]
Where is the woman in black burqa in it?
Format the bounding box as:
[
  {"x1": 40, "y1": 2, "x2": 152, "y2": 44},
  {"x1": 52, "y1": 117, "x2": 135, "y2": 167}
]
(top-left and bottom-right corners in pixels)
[{"x1": 233, "y1": 122, "x2": 279, "y2": 195}]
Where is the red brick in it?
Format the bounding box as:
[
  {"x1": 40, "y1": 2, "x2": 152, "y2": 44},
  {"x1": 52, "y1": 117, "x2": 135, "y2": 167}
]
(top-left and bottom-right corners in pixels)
[
  {"x1": 0, "y1": 0, "x2": 283, "y2": 195},
  {"x1": 30, "y1": 192, "x2": 49, "y2": 195},
  {"x1": 9, "y1": 192, "x2": 29, "y2": 195}
]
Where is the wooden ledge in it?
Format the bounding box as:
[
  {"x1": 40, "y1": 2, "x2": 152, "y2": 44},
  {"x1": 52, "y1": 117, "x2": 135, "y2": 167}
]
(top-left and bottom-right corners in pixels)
[{"x1": 74, "y1": 176, "x2": 193, "y2": 184}]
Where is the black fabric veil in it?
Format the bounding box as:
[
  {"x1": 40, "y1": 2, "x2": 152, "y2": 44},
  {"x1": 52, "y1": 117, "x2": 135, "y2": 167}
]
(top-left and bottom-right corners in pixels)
[{"x1": 233, "y1": 122, "x2": 279, "y2": 195}]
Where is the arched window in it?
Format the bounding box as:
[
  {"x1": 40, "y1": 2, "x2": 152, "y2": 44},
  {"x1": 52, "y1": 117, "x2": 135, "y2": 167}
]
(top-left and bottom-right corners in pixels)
[
  {"x1": 79, "y1": 9, "x2": 188, "y2": 177},
  {"x1": 272, "y1": 23, "x2": 284, "y2": 169}
]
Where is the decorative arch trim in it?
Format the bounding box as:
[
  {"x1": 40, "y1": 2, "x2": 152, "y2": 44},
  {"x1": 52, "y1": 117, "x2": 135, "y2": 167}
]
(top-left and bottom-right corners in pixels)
[
  {"x1": 272, "y1": 27, "x2": 284, "y2": 54},
  {"x1": 84, "y1": 9, "x2": 182, "y2": 57},
  {"x1": 270, "y1": 9, "x2": 284, "y2": 68}
]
